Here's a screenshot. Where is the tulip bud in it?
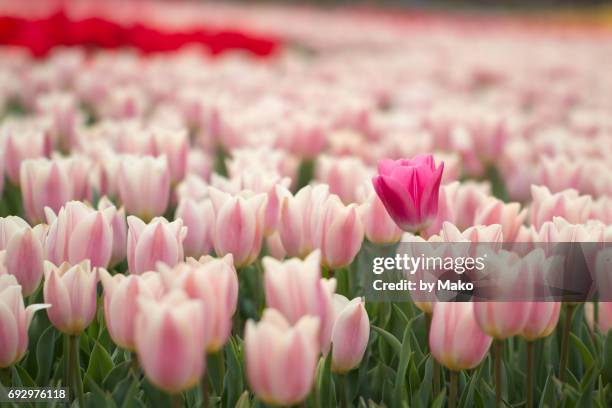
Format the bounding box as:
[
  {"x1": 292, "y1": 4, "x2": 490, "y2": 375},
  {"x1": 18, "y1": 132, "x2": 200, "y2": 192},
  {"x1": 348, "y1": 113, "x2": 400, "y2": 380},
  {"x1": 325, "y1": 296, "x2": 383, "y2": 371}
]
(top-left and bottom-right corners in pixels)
[
  {"x1": 372, "y1": 155, "x2": 444, "y2": 232},
  {"x1": 521, "y1": 302, "x2": 561, "y2": 341},
  {"x1": 430, "y1": 302, "x2": 492, "y2": 371},
  {"x1": 20, "y1": 158, "x2": 72, "y2": 224},
  {"x1": 100, "y1": 269, "x2": 163, "y2": 351},
  {"x1": 208, "y1": 187, "x2": 267, "y2": 268},
  {"x1": 330, "y1": 295, "x2": 369, "y2": 373},
  {"x1": 162, "y1": 254, "x2": 238, "y2": 352},
  {"x1": 245, "y1": 309, "x2": 320, "y2": 406},
  {"x1": 0, "y1": 216, "x2": 46, "y2": 295},
  {"x1": 117, "y1": 155, "x2": 170, "y2": 220},
  {"x1": 174, "y1": 198, "x2": 214, "y2": 258},
  {"x1": 127, "y1": 216, "x2": 187, "y2": 274},
  {"x1": 45, "y1": 201, "x2": 115, "y2": 268},
  {"x1": 135, "y1": 290, "x2": 206, "y2": 393},
  {"x1": 0, "y1": 277, "x2": 49, "y2": 367},
  {"x1": 98, "y1": 197, "x2": 127, "y2": 267},
  {"x1": 585, "y1": 302, "x2": 612, "y2": 334},
  {"x1": 358, "y1": 191, "x2": 402, "y2": 245},
  {"x1": 315, "y1": 197, "x2": 364, "y2": 269},
  {"x1": 263, "y1": 250, "x2": 336, "y2": 353},
  {"x1": 43, "y1": 260, "x2": 99, "y2": 334}
]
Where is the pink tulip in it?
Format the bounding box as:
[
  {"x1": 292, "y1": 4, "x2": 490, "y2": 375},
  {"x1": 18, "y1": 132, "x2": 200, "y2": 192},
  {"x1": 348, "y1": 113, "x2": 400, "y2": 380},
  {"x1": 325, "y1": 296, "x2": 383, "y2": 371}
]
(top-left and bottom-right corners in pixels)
[
  {"x1": 276, "y1": 184, "x2": 329, "y2": 258},
  {"x1": 98, "y1": 197, "x2": 127, "y2": 267},
  {"x1": 45, "y1": 201, "x2": 115, "y2": 268},
  {"x1": 151, "y1": 127, "x2": 189, "y2": 183},
  {"x1": 3, "y1": 127, "x2": 51, "y2": 184},
  {"x1": 266, "y1": 232, "x2": 287, "y2": 260},
  {"x1": 20, "y1": 158, "x2": 72, "y2": 224},
  {"x1": 453, "y1": 181, "x2": 491, "y2": 230},
  {"x1": 175, "y1": 198, "x2": 215, "y2": 258},
  {"x1": 127, "y1": 216, "x2": 187, "y2": 274},
  {"x1": 100, "y1": 269, "x2": 163, "y2": 350},
  {"x1": 43, "y1": 260, "x2": 99, "y2": 334},
  {"x1": 162, "y1": 254, "x2": 238, "y2": 352},
  {"x1": 530, "y1": 186, "x2": 591, "y2": 230},
  {"x1": 1, "y1": 217, "x2": 45, "y2": 296},
  {"x1": 358, "y1": 191, "x2": 402, "y2": 245},
  {"x1": 521, "y1": 302, "x2": 561, "y2": 341},
  {"x1": 429, "y1": 302, "x2": 492, "y2": 371},
  {"x1": 422, "y1": 181, "x2": 459, "y2": 238},
  {"x1": 441, "y1": 222, "x2": 503, "y2": 243},
  {"x1": 473, "y1": 250, "x2": 535, "y2": 339},
  {"x1": 176, "y1": 174, "x2": 209, "y2": 202},
  {"x1": 584, "y1": 303, "x2": 612, "y2": 334},
  {"x1": 0, "y1": 276, "x2": 49, "y2": 367},
  {"x1": 330, "y1": 295, "x2": 370, "y2": 373},
  {"x1": 317, "y1": 155, "x2": 371, "y2": 204},
  {"x1": 0, "y1": 148, "x2": 4, "y2": 196},
  {"x1": 117, "y1": 155, "x2": 170, "y2": 220},
  {"x1": 245, "y1": 309, "x2": 320, "y2": 406},
  {"x1": 537, "y1": 156, "x2": 582, "y2": 194},
  {"x1": 208, "y1": 187, "x2": 267, "y2": 268},
  {"x1": 474, "y1": 197, "x2": 527, "y2": 242},
  {"x1": 135, "y1": 290, "x2": 206, "y2": 393},
  {"x1": 372, "y1": 155, "x2": 444, "y2": 232},
  {"x1": 263, "y1": 250, "x2": 336, "y2": 353},
  {"x1": 57, "y1": 154, "x2": 94, "y2": 202},
  {"x1": 315, "y1": 197, "x2": 364, "y2": 269}
]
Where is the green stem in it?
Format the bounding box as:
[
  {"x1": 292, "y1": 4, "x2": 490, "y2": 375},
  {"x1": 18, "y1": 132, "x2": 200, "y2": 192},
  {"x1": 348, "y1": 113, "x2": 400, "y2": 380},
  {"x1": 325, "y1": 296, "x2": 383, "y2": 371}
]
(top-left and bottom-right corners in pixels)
[
  {"x1": 526, "y1": 341, "x2": 534, "y2": 408},
  {"x1": 425, "y1": 313, "x2": 440, "y2": 398},
  {"x1": 495, "y1": 340, "x2": 502, "y2": 407},
  {"x1": 559, "y1": 304, "x2": 575, "y2": 382},
  {"x1": 338, "y1": 374, "x2": 349, "y2": 407},
  {"x1": 69, "y1": 335, "x2": 85, "y2": 408},
  {"x1": 0, "y1": 367, "x2": 11, "y2": 386},
  {"x1": 449, "y1": 371, "x2": 458, "y2": 408},
  {"x1": 130, "y1": 352, "x2": 140, "y2": 376},
  {"x1": 173, "y1": 393, "x2": 183, "y2": 408},
  {"x1": 201, "y1": 372, "x2": 209, "y2": 408}
]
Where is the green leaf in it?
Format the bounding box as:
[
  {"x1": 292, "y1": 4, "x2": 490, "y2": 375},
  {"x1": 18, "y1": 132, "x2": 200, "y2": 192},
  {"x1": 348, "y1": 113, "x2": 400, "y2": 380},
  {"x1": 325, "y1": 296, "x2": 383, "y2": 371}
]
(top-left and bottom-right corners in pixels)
[
  {"x1": 458, "y1": 366, "x2": 481, "y2": 408},
  {"x1": 372, "y1": 325, "x2": 401, "y2": 355},
  {"x1": 13, "y1": 365, "x2": 35, "y2": 387},
  {"x1": 538, "y1": 371, "x2": 556, "y2": 407},
  {"x1": 430, "y1": 389, "x2": 446, "y2": 408},
  {"x1": 142, "y1": 378, "x2": 174, "y2": 408},
  {"x1": 35, "y1": 325, "x2": 56, "y2": 385},
  {"x1": 103, "y1": 361, "x2": 131, "y2": 392},
  {"x1": 235, "y1": 391, "x2": 251, "y2": 408},
  {"x1": 602, "y1": 332, "x2": 612, "y2": 384},
  {"x1": 84, "y1": 374, "x2": 118, "y2": 408},
  {"x1": 86, "y1": 342, "x2": 115, "y2": 389},
  {"x1": 393, "y1": 326, "x2": 412, "y2": 403},
  {"x1": 224, "y1": 337, "x2": 245, "y2": 408},
  {"x1": 114, "y1": 374, "x2": 141, "y2": 408},
  {"x1": 316, "y1": 352, "x2": 335, "y2": 408},
  {"x1": 570, "y1": 332, "x2": 594, "y2": 369},
  {"x1": 208, "y1": 349, "x2": 225, "y2": 396}
]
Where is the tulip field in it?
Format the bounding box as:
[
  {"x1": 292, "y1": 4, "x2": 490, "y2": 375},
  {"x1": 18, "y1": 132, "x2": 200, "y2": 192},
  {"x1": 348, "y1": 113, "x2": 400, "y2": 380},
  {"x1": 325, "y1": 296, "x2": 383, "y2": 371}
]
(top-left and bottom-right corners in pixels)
[{"x1": 1, "y1": 1, "x2": 612, "y2": 407}]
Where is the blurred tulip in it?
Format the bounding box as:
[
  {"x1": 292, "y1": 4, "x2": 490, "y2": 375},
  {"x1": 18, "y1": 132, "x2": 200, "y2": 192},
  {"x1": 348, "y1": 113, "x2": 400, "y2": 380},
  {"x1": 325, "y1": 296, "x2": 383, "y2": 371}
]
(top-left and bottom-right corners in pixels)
[
  {"x1": 3, "y1": 127, "x2": 51, "y2": 184},
  {"x1": 45, "y1": 201, "x2": 115, "y2": 268},
  {"x1": 530, "y1": 186, "x2": 591, "y2": 230},
  {"x1": 429, "y1": 302, "x2": 492, "y2": 371},
  {"x1": 317, "y1": 155, "x2": 371, "y2": 204},
  {"x1": 174, "y1": 198, "x2": 214, "y2": 258},
  {"x1": 263, "y1": 250, "x2": 336, "y2": 353},
  {"x1": 20, "y1": 158, "x2": 72, "y2": 224},
  {"x1": 163, "y1": 254, "x2": 238, "y2": 352},
  {"x1": 98, "y1": 197, "x2": 127, "y2": 267},
  {"x1": 135, "y1": 290, "x2": 206, "y2": 393},
  {"x1": 43, "y1": 260, "x2": 98, "y2": 334},
  {"x1": 521, "y1": 302, "x2": 561, "y2": 341},
  {"x1": 151, "y1": 127, "x2": 189, "y2": 183},
  {"x1": 208, "y1": 187, "x2": 267, "y2": 268},
  {"x1": 117, "y1": 155, "x2": 170, "y2": 220},
  {"x1": 474, "y1": 197, "x2": 527, "y2": 242},
  {"x1": 537, "y1": 156, "x2": 582, "y2": 193},
  {"x1": 330, "y1": 295, "x2": 369, "y2": 373},
  {"x1": 358, "y1": 191, "x2": 402, "y2": 245},
  {"x1": 1, "y1": 219, "x2": 45, "y2": 296},
  {"x1": 0, "y1": 276, "x2": 49, "y2": 368},
  {"x1": 100, "y1": 269, "x2": 163, "y2": 350},
  {"x1": 58, "y1": 154, "x2": 94, "y2": 202},
  {"x1": 127, "y1": 216, "x2": 187, "y2": 274},
  {"x1": 372, "y1": 155, "x2": 444, "y2": 232},
  {"x1": 584, "y1": 302, "x2": 612, "y2": 334},
  {"x1": 245, "y1": 309, "x2": 320, "y2": 406}
]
